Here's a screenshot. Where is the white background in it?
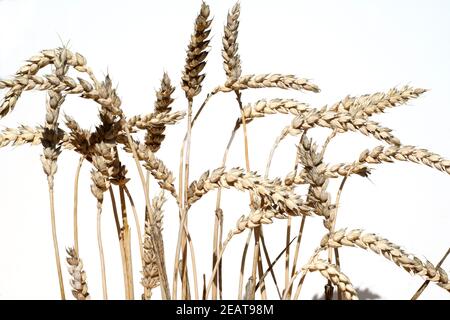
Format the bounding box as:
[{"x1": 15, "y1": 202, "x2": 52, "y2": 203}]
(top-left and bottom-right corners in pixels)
[{"x1": 0, "y1": 0, "x2": 449, "y2": 300}]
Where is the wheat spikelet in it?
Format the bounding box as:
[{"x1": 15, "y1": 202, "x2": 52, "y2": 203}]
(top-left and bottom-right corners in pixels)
[
  {"x1": 321, "y1": 229, "x2": 450, "y2": 293},
  {"x1": 142, "y1": 192, "x2": 166, "y2": 299},
  {"x1": 222, "y1": 2, "x2": 241, "y2": 86},
  {"x1": 187, "y1": 167, "x2": 311, "y2": 216},
  {"x1": 66, "y1": 248, "x2": 90, "y2": 300},
  {"x1": 329, "y1": 86, "x2": 427, "y2": 118},
  {"x1": 214, "y1": 74, "x2": 320, "y2": 93},
  {"x1": 181, "y1": 2, "x2": 212, "y2": 100},
  {"x1": 306, "y1": 259, "x2": 359, "y2": 300},
  {"x1": 288, "y1": 109, "x2": 401, "y2": 146}
]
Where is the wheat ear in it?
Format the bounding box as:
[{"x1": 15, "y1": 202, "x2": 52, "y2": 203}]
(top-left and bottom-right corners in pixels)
[
  {"x1": 288, "y1": 109, "x2": 401, "y2": 146},
  {"x1": 66, "y1": 247, "x2": 90, "y2": 300},
  {"x1": 181, "y1": 2, "x2": 212, "y2": 100},
  {"x1": 321, "y1": 229, "x2": 450, "y2": 293},
  {"x1": 142, "y1": 192, "x2": 166, "y2": 299},
  {"x1": 329, "y1": 86, "x2": 427, "y2": 118},
  {"x1": 213, "y1": 74, "x2": 320, "y2": 93},
  {"x1": 305, "y1": 259, "x2": 359, "y2": 300},
  {"x1": 357, "y1": 145, "x2": 450, "y2": 175},
  {"x1": 143, "y1": 73, "x2": 176, "y2": 153},
  {"x1": 223, "y1": 2, "x2": 242, "y2": 86}
]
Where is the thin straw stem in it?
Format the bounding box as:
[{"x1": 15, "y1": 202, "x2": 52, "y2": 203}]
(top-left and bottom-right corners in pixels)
[
  {"x1": 73, "y1": 156, "x2": 84, "y2": 254},
  {"x1": 96, "y1": 202, "x2": 108, "y2": 299},
  {"x1": 238, "y1": 230, "x2": 253, "y2": 299},
  {"x1": 48, "y1": 182, "x2": 66, "y2": 300},
  {"x1": 123, "y1": 186, "x2": 145, "y2": 273}
]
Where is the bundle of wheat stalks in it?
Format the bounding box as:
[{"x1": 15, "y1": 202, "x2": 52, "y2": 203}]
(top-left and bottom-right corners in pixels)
[{"x1": 0, "y1": 2, "x2": 448, "y2": 300}]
